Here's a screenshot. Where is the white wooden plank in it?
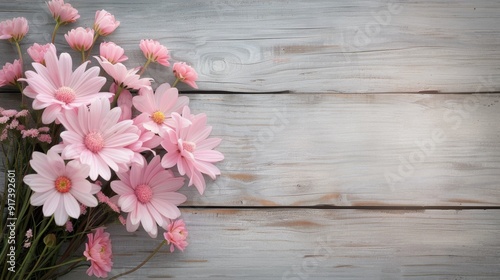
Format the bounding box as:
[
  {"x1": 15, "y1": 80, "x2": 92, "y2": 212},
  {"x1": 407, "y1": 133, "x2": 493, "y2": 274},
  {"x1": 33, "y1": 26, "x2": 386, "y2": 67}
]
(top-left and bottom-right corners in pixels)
[
  {"x1": 0, "y1": 0, "x2": 499, "y2": 93},
  {"x1": 183, "y1": 93, "x2": 500, "y2": 207},
  {"x1": 2, "y1": 93, "x2": 500, "y2": 207},
  {"x1": 61, "y1": 209, "x2": 500, "y2": 279}
]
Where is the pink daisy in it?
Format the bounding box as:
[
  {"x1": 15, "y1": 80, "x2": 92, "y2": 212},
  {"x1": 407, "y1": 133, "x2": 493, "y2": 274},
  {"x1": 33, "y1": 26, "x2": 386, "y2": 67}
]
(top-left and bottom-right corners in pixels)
[
  {"x1": 94, "y1": 10, "x2": 120, "y2": 36},
  {"x1": 164, "y1": 219, "x2": 188, "y2": 252},
  {"x1": 58, "y1": 98, "x2": 140, "y2": 180},
  {"x1": 84, "y1": 227, "x2": 113, "y2": 278},
  {"x1": 139, "y1": 39, "x2": 170, "y2": 67},
  {"x1": 47, "y1": 0, "x2": 80, "y2": 24},
  {"x1": 0, "y1": 17, "x2": 29, "y2": 42},
  {"x1": 160, "y1": 106, "x2": 224, "y2": 195},
  {"x1": 94, "y1": 56, "x2": 153, "y2": 90},
  {"x1": 0, "y1": 59, "x2": 22, "y2": 88},
  {"x1": 173, "y1": 62, "x2": 199, "y2": 89},
  {"x1": 21, "y1": 47, "x2": 111, "y2": 124},
  {"x1": 23, "y1": 149, "x2": 98, "y2": 226},
  {"x1": 111, "y1": 155, "x2": 186, "y2": 238},
  {"x1": 99, "y1": 42, "x2": 127, "y2": 64},
  {"x1": 132, "y1": 83, "x2": 189, "y2": 134}
]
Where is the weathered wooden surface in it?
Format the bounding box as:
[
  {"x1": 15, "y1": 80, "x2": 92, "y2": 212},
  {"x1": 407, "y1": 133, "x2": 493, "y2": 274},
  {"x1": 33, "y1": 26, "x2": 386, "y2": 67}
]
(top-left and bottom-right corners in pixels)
[
  {"x1": 1, "y1": 0, "x2": 500, "y2": 93},
  {"x1": 60, "y1": 209, "x2": 500, "y2": 279},
  {"x1": 3, "y1": 93, "x2": 500, "y2": 207},
  {"x1": 1, "y1": 0, "x2": 500, "y2": 279}
]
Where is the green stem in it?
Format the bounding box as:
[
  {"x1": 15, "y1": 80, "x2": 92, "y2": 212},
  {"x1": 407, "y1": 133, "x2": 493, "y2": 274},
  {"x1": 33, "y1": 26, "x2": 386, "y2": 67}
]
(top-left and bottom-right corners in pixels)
[
  {"x1": 19, "y1": 217, "x2": 54, "y2": 278},
  {"x1": 111, "y1": 85, "x2": 124, "y2": 107},
  {"x1": 26, "y1": 246, "x2": 49, "y2": 279},
  {"x1": 109, "y1": 241, "x2": 166, "y2": 280},
  {"x1": 51, "y1": 22, "x2": 61, "y2": 44},
  {"x1": 172, "y1": 77, "x2": 180, "y2": 88},
  {"x1": 81, "y1": 50, "x2": 86, "y2": 64},
  {"x1": 36, "y1": 257, "x2": 86, "y2": 271},
  {"x1": 14, "y1": 41, "x2": 23, "y2": 64},
  {"x1": 138, "y1": 59, "x2": 152, "y2": 76}
]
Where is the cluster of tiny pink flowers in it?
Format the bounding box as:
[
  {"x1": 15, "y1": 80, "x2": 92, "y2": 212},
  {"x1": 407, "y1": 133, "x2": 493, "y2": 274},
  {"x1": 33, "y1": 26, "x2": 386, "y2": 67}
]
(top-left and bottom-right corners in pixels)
[{"x1": 23, "y1": 229, "x2": 33, "y2": 248}]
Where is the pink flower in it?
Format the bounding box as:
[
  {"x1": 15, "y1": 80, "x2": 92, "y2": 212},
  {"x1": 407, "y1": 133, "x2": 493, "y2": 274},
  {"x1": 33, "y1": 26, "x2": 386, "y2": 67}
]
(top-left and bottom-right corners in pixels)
[
  {"x1": 0, "y1": 116, "x2": 9, "y2": 124},
  {"x1": 160, "y1": 107, "x2": 224, "y2": 195},
  {"x1": 21, "y1": 47, "x2": 110, "y2": 124},
  {"x1": 132, "y1": 83, "x2": 189, "y2": 134},
  {"x1": 37, "y1": 134, "x2": 52, "y2": 144},
  {"x1": 25, "y1": 229, "x2": 33, "y2": 239},
  {"x1": 58, "y1": 98, "x2": 139, "y2": 180},
  {"x1": 0, "y1": 60, "x2": 22, "y2": 88},
  {"x1": 21, "y1": 128, "x2": 39, "y2": 138},
  {"x1": 23, "y1": 150, "x2": 98, "y2": 225},
  {"x1": 95, "y1": 56, "x2": 153, "y2": 90},
  {"x1": 65, "y1": 220, "x2": 73, "y2": 232},
  {"x1": 109, "y1": 83, "x2": 132, "y2": 121},
  {"x1": 173, "y1": 62, "x2": 198, "y2": 89},
  {"x1": 15, "y1": 109, "x2": 29, "y2": 118},
  {"x1": 47, "y1": 0, "x2": 80, "y2": 24},
  {"x1": 84, "y1": 227, "x2": 113, "y2": 278},
  {"x1": 99, "y1": 42, "x2": 127, "y2": 64},
  {"x1": 27, "y1": 43, "x2": 55, "y2": 64},
  {"x1": 0, "y1": 17, "x2": 29, "y2": 41},
  {"x1": 111, "y1": 155, "x2": 186, "y2": 238},
  {"x1": 164, "y1": 219, "x2": 188, "y2": 252},
  {"x1": 65, "y1": 27, "x2": 94, "y2": 52},
  {"x1": 1, "y1": 109, "x2": 18, "y2": 118},
  {"x1": 139, "y1": 39, "x2": 170, "y2": 67},
  {"x1": 94, "y1": 10, "x2": 120, "y2": 36}
]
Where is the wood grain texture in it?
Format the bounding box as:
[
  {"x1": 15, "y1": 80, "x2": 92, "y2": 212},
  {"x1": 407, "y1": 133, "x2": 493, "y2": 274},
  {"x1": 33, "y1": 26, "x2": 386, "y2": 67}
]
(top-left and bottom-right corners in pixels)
[
  {"x1": 0, "y1": 0, "x2": 499, "y2": 93},
  {"x1": 61, "y1": 209, "x2": 500, "y2": 279},
  {"x1": 183, "y1": 93, "x2": 500, "y2": 207},
  {"x1": 2, "y1": 93, "x2": 500, "y2": 207}
]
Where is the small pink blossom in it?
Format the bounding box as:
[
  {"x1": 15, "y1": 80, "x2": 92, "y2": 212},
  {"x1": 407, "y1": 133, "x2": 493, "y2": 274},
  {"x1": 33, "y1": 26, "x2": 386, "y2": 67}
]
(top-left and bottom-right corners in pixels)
[
  {"x1": 99, "y1": 42, "x2": 127, "y2": 64},
  {"x1": 173, "y1": 62, "x2": 198, "y2": 89},
  {"x1": 94, "y1": 10, "x2": 120, "y2": 36},
  {"x1": 23, "y1": 242, "x2": 31, "y2": 248},
  {"x1": 47, "y1": 0, "x2": 80, "y2": 24},
  {"x1": 118, "y1": 215, "x2": 126, "y2": 225},
  {"x1": 37, "y1": 134, "x2": 52, "y2": 144},
  {"x1": 15, "y1": 110, "x2": 29, "y2": 118},
  {"x1": 139, "y1": 39, "x2": 170, "y2": 67},
  {"x1": 1, "y1": 109, "x2": 18, "y2": 118},
  {"x1": 84, "y1": 227, "x2": 113, "y2": 278},
  {"x1": 0, "y1": 17, "x2": 29, "y2": 41},
  {"x1": 95, "y1": 56, "x2": 153, "y2": 90},
  {"x1": 65, "y1": 27, "x2": 94, "y2": 52},
  {"x1": 132, "y1": 83, "x2": 189, "y2": 134},
  {"x1": 16, "y1": 124, "x2": 25, "y2": 131},
  {"x1": 22, "y1": 128, "x2": 39, "y2": 138},
  {"x1": 80, "y1": 203, "x2": 87, "y2": 215},
  {"x1": 38, "y1": 127, "x2": 50, "y2": 133},
  {"x1": 65, "y1": 220, "x2": 74, "y2": 232},
  {"x1": 0, "y1": 60, "x2": 22, "y2": 88},
  {"x1": 160, "y1": 106, "x2": 224, "y2": 195},
  {"x1": 25, "y1": 229, "x2": 33, "y2": 239},
  {"x1": 0, "y1": 116, "x2": 9, "y2": 124},
  {"x1": 97, "y1": 191, "x2": 120, "y2": 213},
  {"x1": 23, "y1": 150, "x2": 98, "y2": 225},
  {"x1": 164, "y1": 219, "x2": 188, "y2": 252},
  {"x1": 8, "y1": 119, "x2": 18, "y2": 129},
  {"x1": 27, "y1": 43, "x2": 55, "y2": 65}
]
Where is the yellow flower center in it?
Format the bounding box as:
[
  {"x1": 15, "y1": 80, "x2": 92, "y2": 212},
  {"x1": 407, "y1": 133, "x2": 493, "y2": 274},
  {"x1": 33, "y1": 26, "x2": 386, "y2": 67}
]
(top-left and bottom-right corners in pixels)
[
  {"x1": 151, "y1": 111, "x2": 165, "y2": 124},
  {"x1": 54, "y1": 176, "x2": 72, "y2": 193}
]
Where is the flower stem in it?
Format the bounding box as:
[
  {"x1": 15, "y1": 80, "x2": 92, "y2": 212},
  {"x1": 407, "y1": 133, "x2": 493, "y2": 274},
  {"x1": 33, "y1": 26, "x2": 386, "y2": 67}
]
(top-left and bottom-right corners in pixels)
[
  {"x1": 84, "y1": 33, "x2": 100, "y2": 62},
  {"x1": 109, "y1": 240, "x2": 166, "y2": 280},
  {"x1": 81, "y1": 50, "x2": 86, "y2": 63},
  {"x1": 51, "y1": 22, "x2": 61, "y2": 44},
  {"x1": 36, "y1": 257, "x2": 86, "y2": 271},
  {"x1": 138, "y1": 59, "x2": 152, "y2": 76},
  {"x1": 172, "y1": 77, "x2": 180, "y2": 87},
  {"x1": 111, "y1": 85, "x2": 124, "y2": 107}
]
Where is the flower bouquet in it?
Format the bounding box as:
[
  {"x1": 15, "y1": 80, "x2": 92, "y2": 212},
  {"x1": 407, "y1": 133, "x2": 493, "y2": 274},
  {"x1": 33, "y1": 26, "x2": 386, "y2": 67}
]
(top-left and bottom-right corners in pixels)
[{"x1": 0, "y1": 1, "x2": 224, "y2": 279}]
